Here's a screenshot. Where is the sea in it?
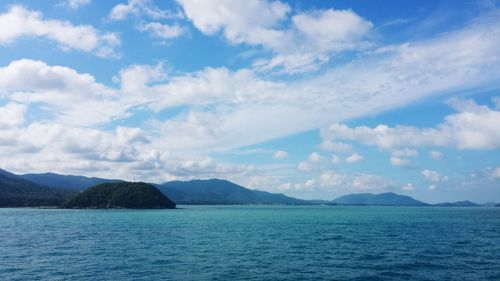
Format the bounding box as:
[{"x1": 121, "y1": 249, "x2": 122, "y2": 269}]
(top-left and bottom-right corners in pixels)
[{"x1": 1, "y1": 205, "x2": 499, "y2": 281}]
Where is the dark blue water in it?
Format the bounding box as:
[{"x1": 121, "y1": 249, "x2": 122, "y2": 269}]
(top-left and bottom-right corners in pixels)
[{"x1": 1, "y1": 206, "x2": 499, "y2": 280}]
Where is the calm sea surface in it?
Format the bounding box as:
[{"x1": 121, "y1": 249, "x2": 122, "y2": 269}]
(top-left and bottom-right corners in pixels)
[{"x1": 1, "y1": 206, "x2": 499, "y2": 281}]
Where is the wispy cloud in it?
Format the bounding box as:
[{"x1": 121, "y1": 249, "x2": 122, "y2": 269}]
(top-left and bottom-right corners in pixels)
[{"x1": 0, "y1": 5, "x2": 120, "y2": 57}]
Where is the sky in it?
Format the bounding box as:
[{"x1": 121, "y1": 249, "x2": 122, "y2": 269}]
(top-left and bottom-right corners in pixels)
[{"x1": 0, "y1": 0, "x2": 499, "y2": 203}]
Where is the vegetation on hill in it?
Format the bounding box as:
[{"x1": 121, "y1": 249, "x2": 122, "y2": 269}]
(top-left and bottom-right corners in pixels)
[
  {"x1": 433, "y1": 200, "x2": 479, "y2": 207},
  {"x1": 21, "y1": 173, "x2": 121, "y2": 191},
  {"x1": 64, "y1": 182, "x2": 176, "y2": 209},
  {"x1": 157, "y1": 179, "x2": 310, "y2": 205},
  {"x1": 331, "y1": 192, "x2": 428, "y2": 206},
  {"x1": 0, "y1": 169, "x2": 75, "y2": 207}
]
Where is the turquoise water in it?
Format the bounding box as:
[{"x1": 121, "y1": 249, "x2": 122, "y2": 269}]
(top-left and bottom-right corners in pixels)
[{"x1": 1, "y1": 206, "x2": 499, "y2": 281}]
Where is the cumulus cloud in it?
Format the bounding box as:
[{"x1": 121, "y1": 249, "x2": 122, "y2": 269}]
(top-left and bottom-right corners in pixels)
[
  {"x1": 491, "y1": 167, "x2": 500, "y2": 179},
  {"x1": 108, "y1": 1, "x2": 185, "y2": 41},
  {"x1": 392, "y1": 148, "x2": 418, "y2": 157},
  {"x1": 321, "y1": 99, "x2": 500, "y2": 150},
  {"x1": 0, "y1": 59, "x2": 122, "y2": 126},
  {"x1": 137, "y1": 22, "x2": 185, "y2": 39},
  {"x1": 308, "y1": 152, "x2": 324, "y2": 162},
  {"x1": 281, "y1": 170, "x2": 391, "y2": 193},
  {"x1": 59, "y1": 0, "x2": 91, "y2": 10},
  {"x1": 178, "y1": 0, "x2": 372, "y2": 73},
  {"x1": 318, "y1": 170, "x2": 391, "y2": 192},
  {"x1": 319, "y1": 140, "x2": 352, "y2": 152},
  {"x1": 493, "y1": 96, "x2": 500, "y2": 109},
  {"x1": 108, "y1": 0, "x2": 181, "y2": 21},
  {"x1": 0, "y1": 103, "x2": 27, "y2": 128},
  {"x1": 390, "y1": 149, "x2": 417, "y2": 167},
  {"x1": 429, "y1": 150, "x2": 444, "y2": 160},
  {"x1": 331, "y1": 154, "x2": 341, "y2": 164},
  {"x1": 0, "y1": 121, "x2": 259, "y2": 183},
  {"x1": 298, "y1": 162, "x2": 311, "y2": 171},
  {"x1": 390, "y1": 157, "x2": 411, "y2": 167},
  {"x1": 346, "y1": 153, "x2": 363, "y2": 163},
  {"x1": 273, "y1": 150, "x2": 289, "y2": 159},
  {"x1": 401, "y1": 183, "x2": 414, "y2": 191},
  {"x1": 422, "y1": 169, "x2": 448, "y2": 183},
  {"x1": 0, "y1": 5, "x2": 120, "y2": 57}
]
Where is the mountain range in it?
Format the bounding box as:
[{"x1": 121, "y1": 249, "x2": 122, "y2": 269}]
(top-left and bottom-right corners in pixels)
[
  {"x1": 156, "y1": 179, "x2": 309, "y2": 205},
  {"x1": 0, "y1": 169, "x2": 76, "y2": 207},
  {"x1": 0, "y1": 168, "x2": 496, "y2": 207},
  {"x1": 1, "y1": 169, "x2": 309, "y2": 206}
]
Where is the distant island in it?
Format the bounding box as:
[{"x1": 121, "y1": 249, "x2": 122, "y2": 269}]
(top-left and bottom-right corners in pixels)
[
  {"x1": 329, "y1": 192, "x2": 428, "y2": 206},
  {"x1": 433, "y1": 200, "x2": 479, "y2": 207},
  {"x1": 65, "y1": 182, "x2": 176, "y2": 209},
  {"x1": 0, "y1": 168, "x2": 497, "y2": 208}
]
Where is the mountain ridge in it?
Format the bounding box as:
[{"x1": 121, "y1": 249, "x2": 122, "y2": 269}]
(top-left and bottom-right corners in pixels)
[
  {"x1": 21, "y1": 172, "x2": 122, "y2": 191},
  {"x1": 0, "y1": 169, "x2": 494, "y2": 207},
  {"x1": 156, "y1": 178, "x2": 311, "y2": 205},
  {"x1": 0, "y1": 169, "x2": 76, "y2": 207},
  {"x1": 331, "y1": 192, "x2": 428, "y2": 206}
]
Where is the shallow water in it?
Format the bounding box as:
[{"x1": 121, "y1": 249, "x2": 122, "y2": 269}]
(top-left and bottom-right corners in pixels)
[{"x1": 1, "y1": 206, "x2": 499, "y2": 280}]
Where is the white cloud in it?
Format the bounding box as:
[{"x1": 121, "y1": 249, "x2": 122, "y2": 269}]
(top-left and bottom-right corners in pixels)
[
  {"x1": 389, "y1": 149, "x2": 417, "y2": 167},
  {"x1": 59, "y1": 0, "x2": 91, "y2": 10},
  {"x1": 390, "y1": 157, "x2": 411, "y2": 167},
  {"x1": 283, "y1": 170, "x2": 391, "y2": 193},
  {"x1": 491, "y1": 167, "x2": 500, "y2": 179},
  {"x1": 392, "y1": 148, "x2": 418, "y2": 157},
  {"x1": 0, "y1": 5, "x2": 120, "y2": 57},
  {"x1": 331, "y1": 154, "x2": 341, "y2": 164},
  {"x1": 178, "y1": 0, "x2": 372, "y2": 73},
  {"x1": 319, "y1": 140, "x2": 352, "y2": 152},
  {"x1": 0, "y1": 103, "x2": 27, "y2": 128},
  {"x1": 177, "y1": 0, "x2": 289, "y2": 39},
  {"x1": 0, "y1": 121, "x2": 259, "y2": 183},
  {"x1": 298, "y1": 161, "x2": 311, "y2": 171},
  {"x1": 273, "y1": 150, "x2": 289, "y2": 159},
  {"x1": 428, "y1": 185, "x2": 436, "y2": 190},
  {"x1": 108, "y1": 0, "x2": 181, "y2": 21},
  {"x1": 422, "y1": 169, "x2": 449, "y2": 182},
  {"x1": 0, "y1": 59, "x2": 123, "y2": 126},
  {"x1": 137, "y1": 22, "x2": 185, "y2": 39},
  {"x1": 308, "y1": 152, "x2": 324, "y2": 162},
  {"x1": 493, "y1": 96, "x2": 500, "y2": 109},
  {"x1": 401, "y1": 183, "x2": 414, "y2": 191},
  {"x1": 321, "y1": 100, "x2": 500, "y2": 150},
  {"x1": 304, "y1": 179, "x2": 316, "y2": 189},
  {"x1": 346, "y1": 153, "x2": 363, "y2": 163},
  {"x1": 318, "y1": 170, "x2": 391, "y2": 192},
  {"x1": 429, "y1": 150, "x2": 444, "y2": 160},
  {"x1": 278, "y1": 182, "x2": 292, "y2": 191}
]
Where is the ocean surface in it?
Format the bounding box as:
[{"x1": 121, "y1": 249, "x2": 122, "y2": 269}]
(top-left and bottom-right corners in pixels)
[{"x1": 1, "y1": 206, "x2": 499, "y2": 281}]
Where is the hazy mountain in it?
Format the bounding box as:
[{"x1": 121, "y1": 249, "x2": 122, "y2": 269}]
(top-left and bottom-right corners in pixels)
[
  {"x1": 157, "y1": 179, "x2": 310, "y2": 205},
  {"x1": 21, "y1": 173, "x2": 121, "y2": 191},
  {"x1": 64, "y1": 182, "x2": 176, "y2": 209},
  {"x1": 331, "y1": 192, "x2": 428, "y2": 206},
  {"x1": 0, "y1": 169, "x2": 76, "y2": 207},
  {"x1": 433, "y1": 200, "x2": 480, "y2": 207}
]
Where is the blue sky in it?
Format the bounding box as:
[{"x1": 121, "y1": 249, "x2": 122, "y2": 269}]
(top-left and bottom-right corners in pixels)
[{"x1": 0, "y1": 0, "x2": 499, "y2": 202}]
